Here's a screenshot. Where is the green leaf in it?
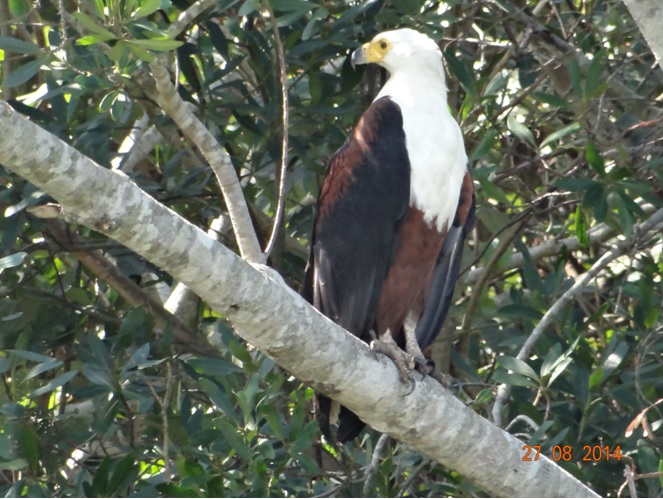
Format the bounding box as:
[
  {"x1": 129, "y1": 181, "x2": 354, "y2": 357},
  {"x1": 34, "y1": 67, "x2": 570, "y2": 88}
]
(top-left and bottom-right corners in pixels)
[
  {"x1": 0, "y1": 252, "x2": 27, "y2": 270},
  {"x1": 0, "y1": 35, "x2": 40, "y2": 54},
  {"x1": 540, "y1": 344, "x2": 562, "y2": 378},
  {"x1": 9, "y1": 0, "x2": 29, "y2": 16},
  {"x1": 585, "y1": 141, "x2": 605, "y2": 175},
  {"x1": 261, "y1": 404, "x2": 284, "y2": 439},
  {"x1": 82, "y1": 364, "x2": 114, "y2": 389},
  {"x1": 24, "y1": 359, "x2": 63, "y2": 381},
  {"x1": 600, "y1": 341, "x2": 629, "y2": 379},
  {"x1": 585, "y1": 50, "x2": 605, "y2": 100},
  {"x1": 555, "y1": 177, "x2": 597, "y2": 192},
  {"x1": 18, "y1": 426, "x2": 39, "y2": 472},
  {"x1": 4, "y1": 55, "x2": 49, "y2": 87},
  {"x1": 76, "y1": 33, "x2": 117, "y2": 45},
  {"x1": 30, "y1": 370, "x2": 78, "y2": 397},
  {"x1": 497, "y1": 356, "x2": 539, "y2": 382},
  {"x1": 108, "y1": 454, "x2": 137, "y2": 495},
  {"x1": 72, "y1": 12, "x2": 117, "y2": 38},
  {"x1": 89, "y1": 0, "x2": 106, "y2": 18},
  {"x1": 568, "y1": 58, "x2": 582, "y2": 99},
  {"x1": 541, "y1": 336, "x2": 580, "y2": 387},
  {"x1": 470, "y1": 129, "x2": 497, "y2": 162},
  {"x1": 271, "y1": 0, "x2": 314, "y2": 13},
  {"x1": 470, "y1": 388, "x2": 493, "y2": 406},
  {"x1": 132, "y1": 0, "x2": 161, "y2": 19},
  {"x1": 127, "y1": 38, "x2": 184, "y2": 51},
  {"x1": 589, "y1": 184, "x2": 608, "y2": 222},
  {"x1": 122, "y1": 0, "x2": 137, "y2": 17},
  {"x1": 444, "y1": 51, "x2": 476, "y2": 97},
  {"x1": 0, "y1": 458, "x2": 28, "y2": 471},
  {"x1": 507, "y1": 114, "x2": 535, "y2": 146},
  {"x1": 540, "y1": 122, "x2": 581, "y2": 148},
  {"x1": 10, "y1": 350, "x2": 55, "y2": 363},
  {"x1": 215, "y1": 418, "x2": 253, "y2": 461},
  {"x1": 185, "y1": 358, "x2": 243, "y2": 376},
  {"x1": 491, "y1": 369, "x2": 538, "y2": 389},
  {"x1": 99, "y1": 91, "x2": 119, "y2": 113},
  {"x1": 238, "y1": 0, "x2": 260, "y2": 16},
  {"x1": 517, "y1": 240, "x2": 544, "y2": 294},
  {"x1": 199, "y1": 379, "x2": 238, "y2": 424},
  {"x1": 574, "y1": 205, "x2": 588, "y2": 247},
  {"x1": 92, "y1": 455, "x2": 111, "y2": 497}
]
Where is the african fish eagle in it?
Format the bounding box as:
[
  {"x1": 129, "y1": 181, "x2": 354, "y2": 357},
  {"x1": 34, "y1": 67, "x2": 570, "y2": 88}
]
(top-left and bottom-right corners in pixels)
[{"x1": 303, "y1": 28, "x2": 475, "y2": 443}]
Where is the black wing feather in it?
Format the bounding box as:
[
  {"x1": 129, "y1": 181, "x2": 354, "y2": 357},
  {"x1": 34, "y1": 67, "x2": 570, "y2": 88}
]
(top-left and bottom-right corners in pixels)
[
  {"x1": 415, "y1": 194, "x2": 475, "y2": 350},
  {"x1": 304, "y1": 97, "x2": 410, "y2": 442},
  {"x1": 306, "y1": 96, "x2": 410, "y2": 341}
]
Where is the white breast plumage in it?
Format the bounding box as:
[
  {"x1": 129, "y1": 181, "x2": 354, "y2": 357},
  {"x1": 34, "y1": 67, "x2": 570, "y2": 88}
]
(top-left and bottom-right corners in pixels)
[{"x1": 377, "y1": 67, "x2": 468, "y2": 233}]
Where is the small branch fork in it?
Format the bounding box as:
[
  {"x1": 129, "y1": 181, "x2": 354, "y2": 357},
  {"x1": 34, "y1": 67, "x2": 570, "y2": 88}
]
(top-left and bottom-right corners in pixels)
[{"x1": 263, "y1": 0, "x2": 290, "y2": 259}]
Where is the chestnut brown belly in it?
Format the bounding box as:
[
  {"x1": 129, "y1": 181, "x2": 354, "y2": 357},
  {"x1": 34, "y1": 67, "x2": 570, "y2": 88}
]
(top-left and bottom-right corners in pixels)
[{"x1": 375, "y1": 207, "x2": 447, "y2": 337}]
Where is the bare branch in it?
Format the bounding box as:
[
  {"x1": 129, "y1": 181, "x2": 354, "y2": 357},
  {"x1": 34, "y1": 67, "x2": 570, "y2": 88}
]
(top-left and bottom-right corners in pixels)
[
  {"x1": 167, "y1": 0, "x2": 216, "y2": 36},
  {"x1": 492, "y1": 207, "x2": 663, "y2": 425},
  {"x1": 263, "y1": 0, "x2": 290, "y2": 259},
  {"x1": 149, "y1": 58, "x2": 265, "y2": 264},
  {"x1": 363, "y1": 433, "x2": 389, "y2": 496},
  {"x1": 462, "y1": 204, "x2": 658, "y2": 287}
]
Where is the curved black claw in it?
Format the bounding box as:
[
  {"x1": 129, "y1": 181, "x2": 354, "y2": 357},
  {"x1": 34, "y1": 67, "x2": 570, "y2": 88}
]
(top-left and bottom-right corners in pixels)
[
  {"x1": 413, "y1": 357, "x2": 432, "y2": 380},
  {"x1": 404, "y1": 372, "x2": 417, "y2": 396}
]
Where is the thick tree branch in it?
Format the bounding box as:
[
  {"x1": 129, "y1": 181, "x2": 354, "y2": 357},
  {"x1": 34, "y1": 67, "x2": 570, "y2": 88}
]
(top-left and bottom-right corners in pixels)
[
  {"x1": 621, "y1": 0, "x2": 663, "y2": 68},
  {"x1": 0, "y1": 101, "x2": 598, "y2": 497}
]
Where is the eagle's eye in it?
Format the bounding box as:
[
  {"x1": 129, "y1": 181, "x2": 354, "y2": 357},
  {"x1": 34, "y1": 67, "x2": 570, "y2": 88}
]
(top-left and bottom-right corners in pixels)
[{"x1": 379, "y1": 40, "x2": 388, "y2": 50}]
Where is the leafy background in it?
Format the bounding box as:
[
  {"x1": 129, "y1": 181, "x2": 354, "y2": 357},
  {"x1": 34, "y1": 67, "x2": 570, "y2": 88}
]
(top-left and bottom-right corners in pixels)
[{"x1": 0, "y1": 0, "x2": 662, "y2": 496}]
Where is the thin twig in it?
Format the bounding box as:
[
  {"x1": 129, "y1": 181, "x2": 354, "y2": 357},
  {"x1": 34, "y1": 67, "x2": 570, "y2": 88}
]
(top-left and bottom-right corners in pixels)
[
  {"x1": 504, "y1": 414, "x2": 541, "y2": 432},
  {"x1": 396, "y1": 458, "x2": 431, "y2": 497},
  {"x1": 461, "y1": 214, "x2": 530, "y2": 336},
  {"x1": 362, "y1": 433, "x2": 389, "y2": 496},
  {"x1": 142, "y1": 361, "x2": 174, "y2": 482},
  {"x1": 263, "y1": 0, "x2": 289, "y2": 259}
]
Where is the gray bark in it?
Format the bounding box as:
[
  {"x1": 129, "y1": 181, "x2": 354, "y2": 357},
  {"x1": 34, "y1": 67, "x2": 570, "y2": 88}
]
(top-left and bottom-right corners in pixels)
[{"x1": 622, "y1": 0, "x2": 663, "y2": 67}]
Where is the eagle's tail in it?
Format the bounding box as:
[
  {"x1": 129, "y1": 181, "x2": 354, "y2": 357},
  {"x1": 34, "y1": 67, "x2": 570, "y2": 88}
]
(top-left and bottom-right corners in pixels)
[{"x1": 317, "y1": 394, "x2": 365, "y2": 444}]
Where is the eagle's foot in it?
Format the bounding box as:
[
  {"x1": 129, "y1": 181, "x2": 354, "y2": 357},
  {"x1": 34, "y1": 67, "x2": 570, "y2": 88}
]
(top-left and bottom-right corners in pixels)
[
  {"x1": 428, "y1": 366, "x2": 455, "y2": 389},
  {"x1": 412, "y1": 357, "x2": 435, "y2": 380},
  {"x1": 404, "y1": 326, "x2": 432, "y2": 381},
  {"x1": 370, "y1": 333, "x2": 416, "y2": 390}
]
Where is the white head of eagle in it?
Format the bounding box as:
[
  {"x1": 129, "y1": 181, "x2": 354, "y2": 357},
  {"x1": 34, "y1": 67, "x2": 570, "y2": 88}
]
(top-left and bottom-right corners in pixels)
[
  {"x1": 351, "y1": 28, "x2": 466, "y2": 233},
  {"x1": 352, "y1": 28, "x2": 446, "y2": 88},
  {"x1": 305, "y1": 28, "x2": 475, "y2": 444}
]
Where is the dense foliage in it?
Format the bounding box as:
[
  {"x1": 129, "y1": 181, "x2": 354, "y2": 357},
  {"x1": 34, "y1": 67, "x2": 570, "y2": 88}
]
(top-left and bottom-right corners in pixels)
[{"x1": 1, "y1": 0, "x2": 662, "y2": 496}]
